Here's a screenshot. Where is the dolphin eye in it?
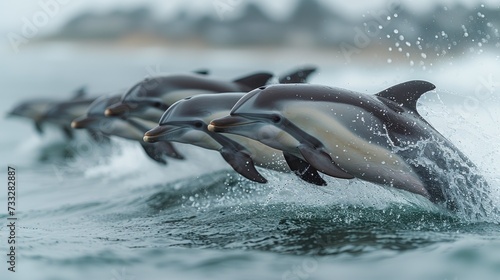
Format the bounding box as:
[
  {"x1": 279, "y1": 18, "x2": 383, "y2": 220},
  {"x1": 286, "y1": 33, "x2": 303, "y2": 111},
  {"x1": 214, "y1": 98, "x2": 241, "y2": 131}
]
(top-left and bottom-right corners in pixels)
[
  {"x1": 194, "y1": 121, "x2": 203, "y2": 128},
  {"x1": 272, "y1": 115, "x2": 281, "y2": 123}
]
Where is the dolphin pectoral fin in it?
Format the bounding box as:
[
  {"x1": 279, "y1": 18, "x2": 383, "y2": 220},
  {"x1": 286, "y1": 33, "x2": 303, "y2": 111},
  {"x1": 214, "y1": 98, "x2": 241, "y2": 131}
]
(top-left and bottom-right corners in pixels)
[
  {"x1": 220, "y1": 149, "x2": 268, "y2": 184},
  {"x1": 233, "y1": 72, "x2": 273, "y2": 90},
  {"x1": 34, "y1": 121, "x2": 44, "y2": 134},
  {"x1": 158, "y1": 141, "x2": 185, "y2": 160},
  {"x1": 87, "y1": 129, "x2": 110, "y2": 143},
  {"x1": 375, "y1": 80, "x2": 436, "y2": 113},
  {"x1": 61, "y1": 126, "x2": 74, "y2": 139},
  {"x1": 282, "y1": 152, "x2": 327, "y2": 186},
  {"x1": 297, "y1": 145, "x2": 354, "y2": 179},
  {"x1": 140, "y1": 143, "x2": 168, "y2": 165}
]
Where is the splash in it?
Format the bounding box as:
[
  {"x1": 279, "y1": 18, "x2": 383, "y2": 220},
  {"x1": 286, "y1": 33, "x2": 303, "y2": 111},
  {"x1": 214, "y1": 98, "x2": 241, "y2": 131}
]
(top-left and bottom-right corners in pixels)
[{"x1": 396, "y1": 138, "x2": 500, "y2": 223}]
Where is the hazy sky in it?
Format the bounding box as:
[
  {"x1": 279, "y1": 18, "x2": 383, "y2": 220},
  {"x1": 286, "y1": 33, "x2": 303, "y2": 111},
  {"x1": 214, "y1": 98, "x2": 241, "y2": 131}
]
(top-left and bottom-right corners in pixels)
[{"x1": 1, "y1": 0, "x2": 497, "y2": 35}]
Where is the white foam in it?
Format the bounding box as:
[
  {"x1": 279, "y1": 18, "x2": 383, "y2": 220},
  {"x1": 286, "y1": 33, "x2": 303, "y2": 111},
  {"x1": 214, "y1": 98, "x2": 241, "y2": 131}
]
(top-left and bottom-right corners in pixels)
[{"x1": 82, "y1": 139, "x2": 230, "y2": 187}]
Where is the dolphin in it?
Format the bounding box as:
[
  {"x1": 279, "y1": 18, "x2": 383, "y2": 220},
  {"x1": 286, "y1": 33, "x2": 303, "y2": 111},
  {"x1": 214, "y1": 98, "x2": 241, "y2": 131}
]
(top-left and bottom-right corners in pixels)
[
  {"x1": 104, "y1": 71, "x2": 273, "y2": 122},
  {"x1": 208, "y1": 81, "x2": 489, "y2": 207},
  {"x1": 40, "y1": 97, "x2": 98, "y2": 139},
  {"x1": 7, "y1": 86, "x2": 87, "y2": 136},
  {"x1": 72, "y1": 95, "x2": 183, "y2": 164},
  {"x1": 142, "y1": 92, "x2": 325, "y2": 185},
  {"x1": 143, "y1": 66, "x2": 325, "y2": 184}
]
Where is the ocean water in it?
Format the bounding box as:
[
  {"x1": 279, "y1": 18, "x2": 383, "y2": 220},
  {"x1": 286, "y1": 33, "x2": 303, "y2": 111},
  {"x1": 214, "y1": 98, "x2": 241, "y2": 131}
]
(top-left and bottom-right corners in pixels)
[{"x1": 0, "y1": 44, "x2": 500, "y2": 280}]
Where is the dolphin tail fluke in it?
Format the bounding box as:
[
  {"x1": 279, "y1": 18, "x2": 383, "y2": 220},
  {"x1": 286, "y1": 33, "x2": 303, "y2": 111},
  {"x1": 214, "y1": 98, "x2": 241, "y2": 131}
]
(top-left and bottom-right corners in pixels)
[
  {"x1": 140, "y1": 142, "x2": 168, "y2": 165},
  {"x1": 233, "y1": 72, "x2": 273, "y2": 90},
  {"x1": 279, "y1": 66, "x2": 317, "y2": 84},
  {"x1": 298, "y1": 145, "x2": 354, "y2": 179},
  {"x1": 220, "y1": 149, "x2": 268, "y2": 183},
  {"x1": 283, "y1": 152, "x2": 327, "y2": 186}
]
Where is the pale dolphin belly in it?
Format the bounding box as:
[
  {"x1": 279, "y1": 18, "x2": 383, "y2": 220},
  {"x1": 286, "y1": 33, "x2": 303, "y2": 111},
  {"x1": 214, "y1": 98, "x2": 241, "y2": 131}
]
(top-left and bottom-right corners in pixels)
[
  {"x1": 225, "y1": 134, "x2": 289, "y2": 172},
  {"x1": 284, "y1": 103, "x2": 428, "y2": 197}
]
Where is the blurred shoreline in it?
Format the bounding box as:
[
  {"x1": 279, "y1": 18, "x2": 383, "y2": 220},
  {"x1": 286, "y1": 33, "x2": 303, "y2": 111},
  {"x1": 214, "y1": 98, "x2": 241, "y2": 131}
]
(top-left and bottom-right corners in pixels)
[
  {"x1": 4, "y1": 0, "x2": 498, "y2": 62},
  {"x1": 5, "y1": 37, "x2": 497, "y2": 69}
]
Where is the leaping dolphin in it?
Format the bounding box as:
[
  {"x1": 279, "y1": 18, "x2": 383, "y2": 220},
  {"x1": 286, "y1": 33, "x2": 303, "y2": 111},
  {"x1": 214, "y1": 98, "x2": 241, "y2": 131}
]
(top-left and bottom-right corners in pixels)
[
  {"x1": 72, "y1": 95, "x2": 183, "y2": 164},
  {"x1": 40, "y1": 97, "x2": 98, "y2": 139},
  {"x1": 208, "y1": 81, "x2": 490, "y2": 208},
  {"x1": 7, "y1": 86, "x2": 87, "y2": 136}
]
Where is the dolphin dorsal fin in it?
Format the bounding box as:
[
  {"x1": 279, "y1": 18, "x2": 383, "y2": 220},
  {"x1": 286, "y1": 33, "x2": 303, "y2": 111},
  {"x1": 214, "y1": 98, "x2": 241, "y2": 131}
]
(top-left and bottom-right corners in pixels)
[
  {"x1": 375, "y1": 80, "x2": 436, "y2": 112},
  {"x1": 279, "y1": 66, "x2": 317, "y2": 84},
  {"x1": 193, "y1": 69, "x2": 210, "y2": 75},
  {"x1": 233, "y1": 72, "x2": 273, "y2": 90},
  {"x1": 72, "y1": 86, "x2": 87, "y2": 100}
]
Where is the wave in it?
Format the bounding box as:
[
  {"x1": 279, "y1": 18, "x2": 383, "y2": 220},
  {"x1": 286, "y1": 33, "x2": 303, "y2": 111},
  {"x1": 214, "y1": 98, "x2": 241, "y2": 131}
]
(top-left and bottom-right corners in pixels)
[{"x1": 70, "y1": 139, "x2": 500, "y2": 224}]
